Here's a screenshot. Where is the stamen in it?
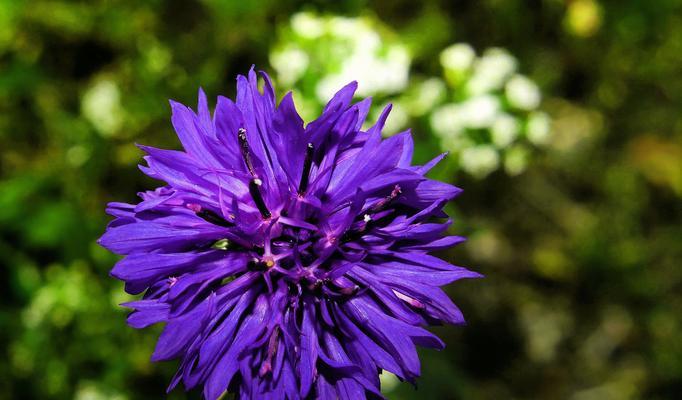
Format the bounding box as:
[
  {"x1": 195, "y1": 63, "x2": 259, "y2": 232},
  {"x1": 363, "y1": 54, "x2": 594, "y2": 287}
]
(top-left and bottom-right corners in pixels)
[
  {"x1": 187, "y1": 203, "x2": 234, "y2": 227},
  {"x1": 238, "y1": 128, "x2": 257, "y2": 177},
  {"x1": 394, "y1": 290, "x2": 425, "y2": 309},
  {"x1": 258, "y1": 327, "x2": 280, "y2": 377},
  {"x1": 338, "y1": 285, "x2": 360, "y2": 296},
  {"x1": 340, "y1": 186, "x2": 402, "y2": 243},
  {"x1": 263, "y1": 256, "x2": 275, "y2": 268},
  {"x1": 298, "y1": 143, "x2": 314, "y2": 195},
  {"x1": 186, "y1": 203, "x2": 202, "y2": 213},
  {"x1": 368, "y1": 185, "x2": 402, "y2": 214},
  {"x1": 249, "y1": 178, "x2": 271, "y2": 219},
  {"x1": 197, "y1": 210, "x2": 234, "y2": 227}
]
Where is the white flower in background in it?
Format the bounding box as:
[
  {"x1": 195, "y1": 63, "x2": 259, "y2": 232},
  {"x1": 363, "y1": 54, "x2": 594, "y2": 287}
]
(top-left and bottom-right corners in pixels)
[
  {"x1": 492, "y1": 113, "x2": 521, "y2": 148},
  {"x1": 440, "y1": 43, "x2": 476, "y2": 72},
  {"x1": 406, "y1": 78, "x2": 447, "y2": 116},
  {"x1": 429, "y1": 43, "x2": 550, "y2": 178},
  {"x1": 328, "y1": 16, "x2": 362, "y2": 40},
  {"x1": 466, "y1": 48, "x2": 518, "y2": 95},
  {"x1": 316, "y1": 46, "x2": 409, "y2": 102},
  {"x1": 350, "y1": 24, "x2": 381, "y2": 52},
  {"x1": 81, "y1": 79, "x2": 123, "y2": 137},
  {"x1": 315, "y1": 75, "x2": 350, "y2": 104},
  {"x1": 272, "y1": 13, "x2": 552, "y2": 179},
  {"x1": 459, "y1": 95, "x2": 500, "y2": 129},
  {"x1": 272, "y1": 12, "x2": 410, "y2": 106},
  {"x1": 75, "y1": 383, "x2": 126, "y2": 400},
  {"x1": 431, "y1": 103, "x2": 466, "y2": 138},
  {"x1": 291, "y1": 12, "x2": 324, "y2": 39},
  {"x1": 384, "y1": 46, "x2": 410, "y2": 89},
  {"x1": 460, "y1": 145, "x2": 500, "y2": 178},
  {"x1": 506, "y1": 74, "x2": 541, "y2": 110},
  {"x1": 269, "y1": 46, "x2": 309, "y2": 86},
  {"x1": 504, "y1": 145, "x2": 530, "y2": 176},
  {"x1": 527, "y1": 111, "x2": 552, "y2": 145}
]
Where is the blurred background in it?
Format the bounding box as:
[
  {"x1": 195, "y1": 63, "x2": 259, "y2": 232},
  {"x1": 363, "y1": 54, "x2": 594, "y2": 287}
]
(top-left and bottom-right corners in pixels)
[{"x1": 1, "y1": 0, "x2": 680, "y2": 399}]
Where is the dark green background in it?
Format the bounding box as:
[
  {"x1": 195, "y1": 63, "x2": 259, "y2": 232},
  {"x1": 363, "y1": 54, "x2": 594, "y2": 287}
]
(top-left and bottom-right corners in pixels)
[{"x1": 1, "y1": 1, "x2": 680, "y2": 399}]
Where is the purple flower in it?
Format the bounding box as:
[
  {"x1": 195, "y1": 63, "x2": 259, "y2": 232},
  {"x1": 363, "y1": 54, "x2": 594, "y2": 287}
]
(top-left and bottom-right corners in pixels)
[{"x1": 99, "y1": 68, "x2": 481, "y2": 400}]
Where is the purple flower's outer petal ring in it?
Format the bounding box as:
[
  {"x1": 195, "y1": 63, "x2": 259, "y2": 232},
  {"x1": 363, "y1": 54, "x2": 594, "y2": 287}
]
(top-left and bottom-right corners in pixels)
[{"x1": 99, "y1": 69, "x2": 480, "y2": 400}]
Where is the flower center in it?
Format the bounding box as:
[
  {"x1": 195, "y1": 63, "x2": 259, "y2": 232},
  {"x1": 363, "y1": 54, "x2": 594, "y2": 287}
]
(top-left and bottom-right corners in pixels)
[{"x1": 191, "y1": 128, "x2": 404, "y2": 297}]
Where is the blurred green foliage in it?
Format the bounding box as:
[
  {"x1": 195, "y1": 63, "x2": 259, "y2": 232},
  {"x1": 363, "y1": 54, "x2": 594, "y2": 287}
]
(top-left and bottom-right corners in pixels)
[{"x1": 0, "y1": 0, "x2": 680, "y2": 399}]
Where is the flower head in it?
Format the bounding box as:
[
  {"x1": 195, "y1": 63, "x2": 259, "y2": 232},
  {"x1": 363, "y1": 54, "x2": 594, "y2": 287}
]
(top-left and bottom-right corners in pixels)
[{"x1": 99, "y1": 68, "x2": 481, "y2": 399}]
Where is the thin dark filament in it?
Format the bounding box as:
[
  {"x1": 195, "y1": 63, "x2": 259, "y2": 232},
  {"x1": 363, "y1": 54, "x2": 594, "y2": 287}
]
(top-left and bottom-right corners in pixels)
[
  {"x1": 341, "y1": 185, "x2": 402, "y2": 243},
  {"x1": 238, "y1": 128, "x2": 257, "y2": 177},
  {"x1": 368, "y1": 185, "x2": 402, "y2": 214},
  {"x1": 258, "y1": 327, "x2": 280, "y2": 377},
  {"x1": 249, "y1": 179, "x2": 271, "y2": 219},
  {"x1": 341, "y1": 219, "x2": 374, "y2": 243},
  {"x1": 298, "y1": 143, "x2": 314, "y2": 195},
  {"x1": 196, "y1": 209, "x2": 234, "y2": 227},
  {"x1": 266, "y1": 327, "x2": 279, "y2": 360}
]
